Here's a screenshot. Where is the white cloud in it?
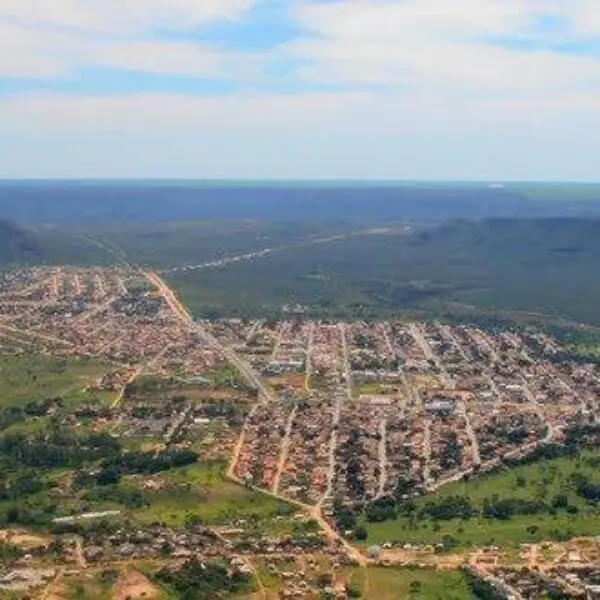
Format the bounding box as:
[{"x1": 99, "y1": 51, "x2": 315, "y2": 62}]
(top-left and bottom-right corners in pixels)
[
  {"x1": 0, "y1": 91, "x2": 372, "y2": 135},
  {"x1": 0, "y1": 0, "x2": 257, "y2": 34},
  {"x1": 89, "y1": 40, "x2": 266, "y2": 79},
  {"x1": 0, "y1": 22, "x2": 74, "y2": 78},
  {"x1": 3, "y1": 0, "x2": 600, "y2": 178},
  {"x1": 287, "y1": 0, "x2": 600, "y2": 92},
  {"x1": 0, "y1": 0, "x2": 263, "y2": 79},
  {"x1": 2, "y1": 89, "x2": 600, "y2": 179},
  {"x1": 2, "y1": 85, "x2": 600, "y2": 145},
  {"x1": 0, "y1": 24, "x2": 263, "y2": 79},
  {"x1": 568, "y1": 1, "x2": 600, "y2": 36}
]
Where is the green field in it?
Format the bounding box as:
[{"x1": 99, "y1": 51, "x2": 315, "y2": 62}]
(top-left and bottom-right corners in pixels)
[
  {"x1": 0, "y1": 354, "x2": 106, "y2": 408},
  {"x1": 363, "y1": 449, "x2": 600, "y2": 548},
  {"x1": 133, "y1": 461, "x2": 295, "y2": 527},
  {"x1": 253, "y1": 559, "x2": 475, "y2": 599},
  {"x1": 359, "y1": 567, "x2": 474, "y2": 600},
  {"x1": 0, "y1": 457, "x2": 296, "y2": 534}
]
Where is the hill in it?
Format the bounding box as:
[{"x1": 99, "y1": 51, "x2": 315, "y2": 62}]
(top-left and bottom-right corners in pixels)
[
  {"x1": 0, "y1": 219, "x2": 43, "y2": 263},
  {"x1": 1, "y1": 181, "x2": 600, "y2": 223},
  {"x1": 0, "y1": 219, "x2": 114, "y2": 266}
]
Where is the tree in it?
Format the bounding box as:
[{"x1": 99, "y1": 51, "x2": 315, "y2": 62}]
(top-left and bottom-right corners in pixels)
[
  {"x1": 97, "y1": 467, "x2": 120, "y2": 486},
  {"x1": 365, "y1": 496, "x2": 396, "y2": 523}
]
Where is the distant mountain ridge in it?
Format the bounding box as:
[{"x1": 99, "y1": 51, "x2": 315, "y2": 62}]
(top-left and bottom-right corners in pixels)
[
  {"x1": 415, "y1": 217, "x2": 600, "y2": 255},
  {"x1": 1, "y1": 182, "x2": 600, "y2": 223}
]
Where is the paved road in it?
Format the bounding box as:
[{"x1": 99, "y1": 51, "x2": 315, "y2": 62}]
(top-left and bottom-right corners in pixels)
[
  {"x1": 163, "y1": 226, "x2": 403, "y2": 275},
  {"x1": 145, "y1": 270, "x2": 275, "y2": 402}
]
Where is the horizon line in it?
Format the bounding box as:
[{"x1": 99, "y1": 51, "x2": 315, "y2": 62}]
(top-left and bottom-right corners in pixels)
[{"x1": 1, "y1": 178, "x2": 600, "y2": 186}]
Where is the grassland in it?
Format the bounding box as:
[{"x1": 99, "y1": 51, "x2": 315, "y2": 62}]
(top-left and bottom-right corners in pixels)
[
  {"x1": 363, "y1": 449, "x2": 600, "y2": 548},
  {"x1": 0, "y1": 354, "x2": 106, "y2": 408},
  {"x1": 360, "y1": 567, "x2": 474, "y2": 600},
  {"x1": 132, "y1": 460, "x2": 295, "y2": 527},
  {"x1": 203, "y1": 363, "x2": 251, "y2": 390},
  {"x1": 0, "y1": 458, "x2": 296, "y2": 535},
  {"x1": 252, "y1": 561, "x2": 475, "y2": 600}
]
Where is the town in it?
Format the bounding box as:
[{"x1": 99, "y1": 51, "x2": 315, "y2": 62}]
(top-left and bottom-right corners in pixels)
[{"x1": 1, "y1": 266, "x2": 600, "y2": 599}]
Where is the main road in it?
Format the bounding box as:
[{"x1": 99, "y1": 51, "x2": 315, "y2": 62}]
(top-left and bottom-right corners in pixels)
[{"x1": 144, "y1": 270, "x2": 275, "y2": 402}]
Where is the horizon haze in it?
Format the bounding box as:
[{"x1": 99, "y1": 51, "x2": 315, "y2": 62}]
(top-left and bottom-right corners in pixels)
[{"x1": 2, "y1": 0, "x2": 600, "y2": 180}]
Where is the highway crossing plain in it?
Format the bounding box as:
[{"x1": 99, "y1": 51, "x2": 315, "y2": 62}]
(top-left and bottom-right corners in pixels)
[{"x1": 1, "y1": 266, "x2": 600, "y2": 598}]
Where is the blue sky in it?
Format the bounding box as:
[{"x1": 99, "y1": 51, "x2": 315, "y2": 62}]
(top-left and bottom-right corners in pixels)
[{"x1": 1, "y1": 0, "x2": 600, "y2": 180}]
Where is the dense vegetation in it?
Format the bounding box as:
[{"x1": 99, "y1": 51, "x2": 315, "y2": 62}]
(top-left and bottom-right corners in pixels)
[
  {"x1": 166, "y1": 217, "x2": 600, "y2": 328},
  {"x1": 0, "y1": 427, "x2": 121, "y2": 527},
  {"x1": 0, "y1": 218, "x2": 42, "y2": 263},
  {"x1": 0, "y1": 419, "x2": 199, "y2": 528},
  {"x1": 154, "y1": 558, "x2": 253, "y2": 599},
  {"x1": 463, "y1": 570, "x2": 505, "y2": 600}
]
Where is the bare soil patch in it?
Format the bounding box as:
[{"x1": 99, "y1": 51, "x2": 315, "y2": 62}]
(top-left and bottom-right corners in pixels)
[
  {"x1": 0, "y1": 529, "x2": 49, "y2": 550},
  {"x1": 114, "y1": 569, "x2": 162, "y2": 600}
]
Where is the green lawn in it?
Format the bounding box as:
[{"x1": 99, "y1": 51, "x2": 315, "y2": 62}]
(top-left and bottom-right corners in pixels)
[
  {"x1": 363, "y1": 449, "x2": 600, "y2": 548},
  {"x1": 0, "y1": 354, "x2": 106, "y2": 407}
]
